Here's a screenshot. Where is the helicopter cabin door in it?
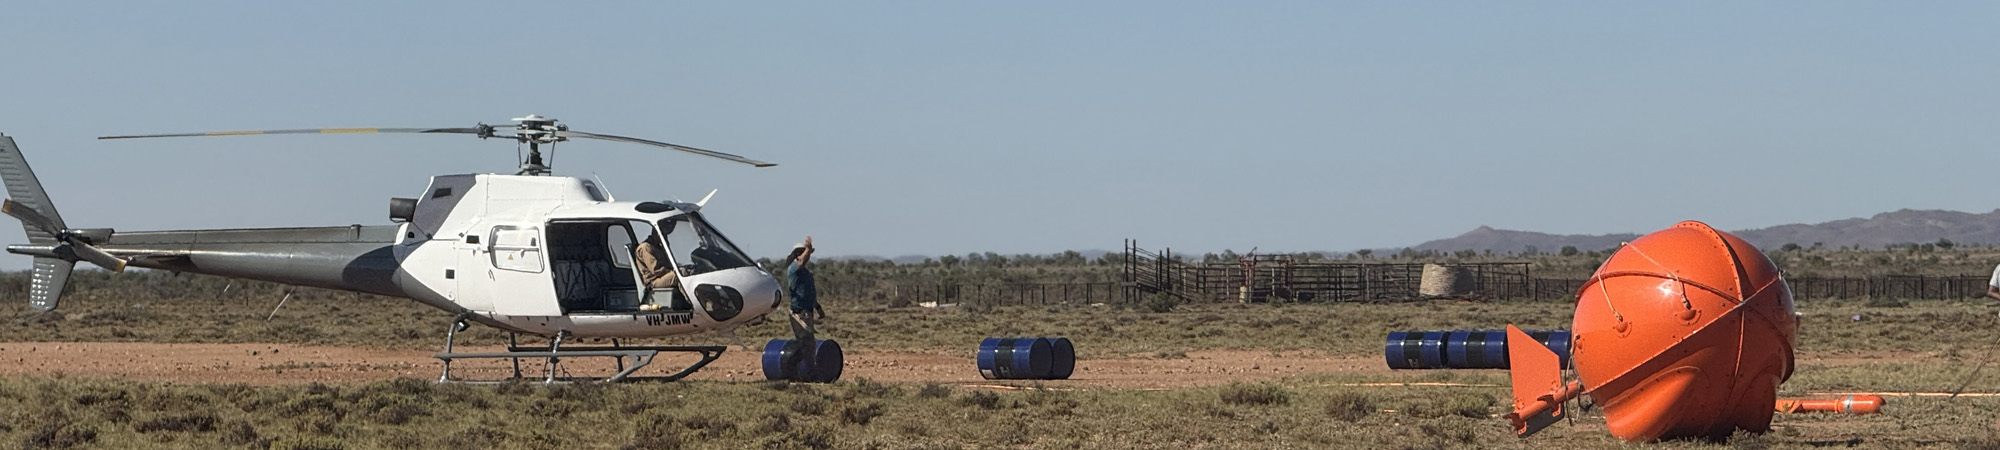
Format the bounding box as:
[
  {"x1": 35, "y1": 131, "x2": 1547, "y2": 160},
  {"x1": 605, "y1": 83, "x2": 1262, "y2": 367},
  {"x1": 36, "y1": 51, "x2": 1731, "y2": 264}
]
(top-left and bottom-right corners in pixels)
[
  {"x1": 544, "y1": 220, "x2": 650, "y2": 313},
  {"x1": 484, "y1": 225, "x2": 562, "y2": 316}
]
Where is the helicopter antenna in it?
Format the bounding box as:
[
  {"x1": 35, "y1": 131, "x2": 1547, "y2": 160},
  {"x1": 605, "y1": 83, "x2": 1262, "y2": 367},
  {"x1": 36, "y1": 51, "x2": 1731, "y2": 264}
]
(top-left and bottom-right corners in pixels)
[
  {"x1": 591, "y1": 172, "x2": 617, "y2": 201},
  {"x1": 99, "y1": 114, "x2": 776, "y2": 175}
]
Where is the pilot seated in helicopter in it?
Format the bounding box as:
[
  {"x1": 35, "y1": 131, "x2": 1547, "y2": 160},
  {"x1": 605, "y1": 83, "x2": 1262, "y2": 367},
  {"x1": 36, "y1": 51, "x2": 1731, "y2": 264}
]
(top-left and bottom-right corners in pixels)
[{"x1": 634, "y1": 239, "x2": 687, "y2": 311}]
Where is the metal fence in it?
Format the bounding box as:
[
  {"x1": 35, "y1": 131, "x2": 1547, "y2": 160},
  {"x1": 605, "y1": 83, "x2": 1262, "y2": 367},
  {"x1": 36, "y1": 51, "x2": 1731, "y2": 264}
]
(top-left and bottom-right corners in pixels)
[
  {"x1": 1118, "y1": 239, "x2": 1538, "y2": 303},
  {"x1": 863, "y1": 275, "x2": 1990, "y2": 308},
  {"x1": 835, "y1": 239, "x2": 1998, "y2": 308},
  {"x1": 1787, "y1": 275, "x2": 1987, "y2": 300},
  {"x1": 883, "y1": 282, "x2": 1123, "y2": 306}
]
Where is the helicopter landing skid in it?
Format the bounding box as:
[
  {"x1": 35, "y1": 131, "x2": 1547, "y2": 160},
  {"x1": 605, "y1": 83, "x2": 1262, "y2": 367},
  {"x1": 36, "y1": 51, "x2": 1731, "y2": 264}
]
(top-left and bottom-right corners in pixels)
[
  {"x1": 432, "y1": 315, "x2": 725, "y2": 383},
  {"x1": 433, "y1": 345, "x2": 726, "y2": 384}
]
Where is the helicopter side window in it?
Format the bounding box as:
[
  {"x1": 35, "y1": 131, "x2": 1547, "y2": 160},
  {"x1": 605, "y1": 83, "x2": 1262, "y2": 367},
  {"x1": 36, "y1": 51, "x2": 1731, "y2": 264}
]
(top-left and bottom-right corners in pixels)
[
  {"x1": 490, "y1": 226, "x2": 544, "y2": 273},
  {"x1": 606, "y1": 225, "x2": 635, "y2": 269}
]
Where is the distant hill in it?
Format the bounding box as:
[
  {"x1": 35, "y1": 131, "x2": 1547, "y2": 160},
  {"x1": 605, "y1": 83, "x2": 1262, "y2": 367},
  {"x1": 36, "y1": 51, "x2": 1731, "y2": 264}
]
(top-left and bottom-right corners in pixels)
[
  {"x1": 1411, "y1": 209, "x2": 2000, "y2": 254},
  {"x1": 1732, "y1": 209, "x2": 2000, "y2": 250}
]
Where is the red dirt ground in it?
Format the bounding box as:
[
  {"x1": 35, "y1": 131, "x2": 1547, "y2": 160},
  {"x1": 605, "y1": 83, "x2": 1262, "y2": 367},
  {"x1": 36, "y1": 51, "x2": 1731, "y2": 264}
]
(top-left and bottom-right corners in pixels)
[
  {"x1": 0, "y1": 342, "x2": 1935, "y2": 388},
  {"x1": 0, "y1": 342, "x2": 1401, "y2": 388}
]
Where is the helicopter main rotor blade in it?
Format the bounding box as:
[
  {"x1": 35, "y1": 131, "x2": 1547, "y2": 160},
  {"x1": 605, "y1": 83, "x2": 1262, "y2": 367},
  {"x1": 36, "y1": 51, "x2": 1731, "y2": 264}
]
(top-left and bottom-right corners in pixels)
[
  {"x1": 556, "y1": 130, "x2": 776, "y2": 167},
  {"x1": 96, "y1": 119, "x2": 777, "y2": 169},
  {"x1": 99, "y1": 127, "x2": 484, "y2": 140},
  {"x1": 2, "y1": 199, "x2": 61, "y2": 235}
]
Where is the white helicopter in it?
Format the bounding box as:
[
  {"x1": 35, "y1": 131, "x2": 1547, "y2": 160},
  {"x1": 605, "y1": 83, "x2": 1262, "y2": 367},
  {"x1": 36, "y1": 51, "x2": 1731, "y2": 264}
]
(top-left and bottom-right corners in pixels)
[{"x1": 0, "y1": 115, "x2": 787, "y2": 382}]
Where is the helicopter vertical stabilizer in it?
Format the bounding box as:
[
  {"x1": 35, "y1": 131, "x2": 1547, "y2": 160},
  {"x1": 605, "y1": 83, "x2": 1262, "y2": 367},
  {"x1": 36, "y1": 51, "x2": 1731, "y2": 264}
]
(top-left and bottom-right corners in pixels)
[
  {"x1": 0, "y1": 134, "x2": 78, "y2": 310},
  {"x1": 0, "y1": 134, "x2": 66, "y2": 244}
]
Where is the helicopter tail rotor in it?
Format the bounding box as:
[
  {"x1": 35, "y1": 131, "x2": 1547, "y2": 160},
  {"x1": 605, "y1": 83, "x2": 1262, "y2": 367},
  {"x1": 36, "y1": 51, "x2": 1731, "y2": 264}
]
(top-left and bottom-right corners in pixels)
[{"x1": 2, "y1": 200, "x2": 125, "y2": 273}]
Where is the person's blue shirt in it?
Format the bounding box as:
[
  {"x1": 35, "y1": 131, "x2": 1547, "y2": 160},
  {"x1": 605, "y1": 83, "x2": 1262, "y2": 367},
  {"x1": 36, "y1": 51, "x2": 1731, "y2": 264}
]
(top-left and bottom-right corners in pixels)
[{"x1": 786, "y1": 261, "x2": 817, "y2": 313}]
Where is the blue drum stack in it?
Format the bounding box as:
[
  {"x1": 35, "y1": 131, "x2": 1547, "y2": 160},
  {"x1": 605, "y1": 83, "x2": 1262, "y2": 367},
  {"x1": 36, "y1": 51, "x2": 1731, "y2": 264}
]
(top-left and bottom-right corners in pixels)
[
  {"x1": 1384, "y1": 329, "x2": 1571, "y2": 370},
  {"x1": 978, "y1": 337, "x2": 1076, "y2": 380}
]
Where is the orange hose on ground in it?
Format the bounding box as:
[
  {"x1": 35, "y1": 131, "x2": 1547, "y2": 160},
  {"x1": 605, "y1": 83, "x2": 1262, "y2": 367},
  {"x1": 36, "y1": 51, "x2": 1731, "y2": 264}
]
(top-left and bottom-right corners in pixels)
[{"x1": 1775, "y1": 395, "x2": 1884, "y2": 414}]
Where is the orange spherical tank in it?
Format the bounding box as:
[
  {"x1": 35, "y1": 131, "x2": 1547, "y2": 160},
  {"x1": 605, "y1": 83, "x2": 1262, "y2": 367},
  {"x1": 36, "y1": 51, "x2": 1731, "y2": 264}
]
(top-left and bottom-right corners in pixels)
[{"x1": 1570, "y1": 221, "x2": 1797, "y2": 442}]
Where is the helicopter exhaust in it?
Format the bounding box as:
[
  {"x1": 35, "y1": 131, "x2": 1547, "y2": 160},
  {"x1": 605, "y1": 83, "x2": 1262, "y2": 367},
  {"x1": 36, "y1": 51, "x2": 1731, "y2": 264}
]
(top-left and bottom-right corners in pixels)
[{"x1": 389, "y1": 197, "x2": 417, "y2": 222}]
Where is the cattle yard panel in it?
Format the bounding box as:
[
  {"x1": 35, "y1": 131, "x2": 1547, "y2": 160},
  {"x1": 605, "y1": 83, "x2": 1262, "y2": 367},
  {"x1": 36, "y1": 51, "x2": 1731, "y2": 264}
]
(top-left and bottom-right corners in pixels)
[{"x1": 1121, "y1": 240, "x2": 1533, "y2": 303}]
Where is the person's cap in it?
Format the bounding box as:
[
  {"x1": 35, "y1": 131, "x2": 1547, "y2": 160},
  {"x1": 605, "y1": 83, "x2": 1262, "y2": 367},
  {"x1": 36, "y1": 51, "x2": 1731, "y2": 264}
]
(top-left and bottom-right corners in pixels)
[{"x1": 792, "y1": 242, "x2": 808, "y2": 252}]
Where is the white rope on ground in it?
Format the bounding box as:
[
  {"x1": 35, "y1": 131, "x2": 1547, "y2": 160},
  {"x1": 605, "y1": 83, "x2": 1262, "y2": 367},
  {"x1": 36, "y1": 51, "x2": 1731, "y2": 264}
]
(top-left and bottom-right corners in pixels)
[
  {"x1": 1813, "y1": 391, "x2": 2000, "y2": 398},
  {"x1": 1949, "y1": 323, "x2": 2000, "y2": 399}
]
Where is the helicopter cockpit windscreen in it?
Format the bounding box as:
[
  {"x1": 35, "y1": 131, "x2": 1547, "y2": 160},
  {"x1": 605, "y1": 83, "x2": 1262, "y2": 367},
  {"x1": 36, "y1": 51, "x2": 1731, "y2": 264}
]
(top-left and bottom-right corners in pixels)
[{"x1": 657, "y1": 214, "x2": 755, "y2": 276}]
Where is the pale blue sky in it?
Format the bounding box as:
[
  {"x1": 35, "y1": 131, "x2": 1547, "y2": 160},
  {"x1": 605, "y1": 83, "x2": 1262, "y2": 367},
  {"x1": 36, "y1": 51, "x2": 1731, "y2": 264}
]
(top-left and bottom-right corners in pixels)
[{"x1": 1, "y1": 2, "x2": 1996, "y2": 270}]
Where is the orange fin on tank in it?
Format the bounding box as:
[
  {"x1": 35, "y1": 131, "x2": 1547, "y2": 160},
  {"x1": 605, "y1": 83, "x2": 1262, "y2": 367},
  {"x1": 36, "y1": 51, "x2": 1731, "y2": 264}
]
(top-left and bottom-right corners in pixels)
[{"x1": 1506, "y1": 324, "x2": 1580, "y2": 437}]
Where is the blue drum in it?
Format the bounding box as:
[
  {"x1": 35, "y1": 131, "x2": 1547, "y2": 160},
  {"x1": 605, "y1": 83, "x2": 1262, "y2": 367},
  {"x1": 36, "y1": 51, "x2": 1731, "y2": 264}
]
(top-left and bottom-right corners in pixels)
[
  {"x1": 1444, "y1": 330, "x2": 1509, "y2": 369},
  {"x1": 1537, "y1": 330, "x2": 1572, "y2": 370},
  {"x1": 762, "y1": 339, "x2": 803, "y2": 381},
  {"x1": 1045, "y1": 337, "x2": 1076, "y2": 380},
  {"x1": 977, "y1": 337, "x2": 1053, "y2": 379},
  {"x1": 762, "y1": 339, "x2": 844, "y2": 382},
  {"x1": 1384, "y1": 331, "x2": 1429, "y2": 369}
]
